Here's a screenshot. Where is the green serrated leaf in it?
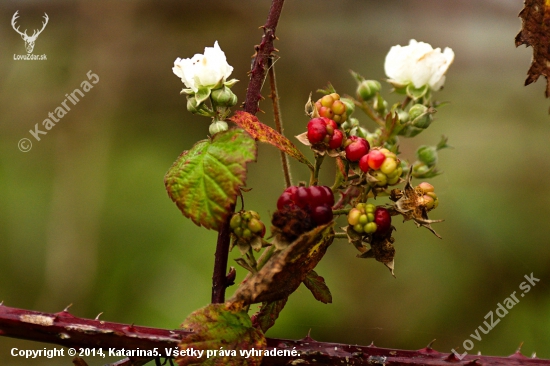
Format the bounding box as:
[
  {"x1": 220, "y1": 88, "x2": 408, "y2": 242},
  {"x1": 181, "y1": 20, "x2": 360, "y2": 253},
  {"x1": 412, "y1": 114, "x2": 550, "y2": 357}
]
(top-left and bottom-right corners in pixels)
[
  {"x1": 165, "y1": 129, "x2": 256, "y2": 230},
  {"x1": 177, "y1": 303, "x2": 266, "y2": 366},
  {"x1": 303, "y1": 270, "x2": 332, "y2": 304}
]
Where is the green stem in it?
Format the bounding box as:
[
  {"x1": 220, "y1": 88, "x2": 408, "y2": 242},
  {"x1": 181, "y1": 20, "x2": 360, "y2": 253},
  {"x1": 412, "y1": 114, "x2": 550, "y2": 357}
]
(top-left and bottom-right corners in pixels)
[
  {"x1": 355, "y1": 99, "x2": 385, "y2": 127},
  {"x1": 257, "y1": 245, "x2": 276, "y2": 270},
  {"x1": 332, "y1": 208, "x2": 351, "y2": 215},
  {"x1": 334, "y1": 232, "x2": 348, "y2": 239},
  {"x1": 268, "y1": 58, "x2": 292, "y2": 188},
  {"x1": 310, "y1": 153, "x2": 325, "y2": 186}
]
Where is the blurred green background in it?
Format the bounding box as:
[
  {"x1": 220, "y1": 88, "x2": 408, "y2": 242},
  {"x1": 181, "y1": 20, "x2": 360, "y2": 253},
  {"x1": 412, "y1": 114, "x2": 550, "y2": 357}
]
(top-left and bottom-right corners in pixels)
[{"x1": 1, "y1": 0, "x2": 549, "y2": 364}]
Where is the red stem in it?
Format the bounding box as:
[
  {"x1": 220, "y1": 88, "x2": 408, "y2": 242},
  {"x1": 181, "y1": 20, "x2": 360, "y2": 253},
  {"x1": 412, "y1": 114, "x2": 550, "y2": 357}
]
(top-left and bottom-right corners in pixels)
[
  {"x1": 211, "y1": 0, "x2": 286, "y2": 304},
  {"x1": 0, "y1": 305, "x2": 547, "y2": 366}
]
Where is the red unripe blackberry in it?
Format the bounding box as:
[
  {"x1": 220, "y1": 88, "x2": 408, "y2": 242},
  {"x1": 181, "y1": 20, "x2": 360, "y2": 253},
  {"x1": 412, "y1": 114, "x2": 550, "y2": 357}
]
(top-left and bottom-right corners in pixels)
[
  {"x1": 374, "y1": 207, "x2": 392, "y2": 234},
  {"x1": 345, "y1": 136, "x2": 370, "y2": 162},
  {"x1": 366, "y1": 149, "x2": 386, "y2": 170},
  {"x1": 328, "y1": 129, "x2": 344, "y2": 149},
  {"x1": 307, "y1": 118, "x2": 328, "y2": 144}
]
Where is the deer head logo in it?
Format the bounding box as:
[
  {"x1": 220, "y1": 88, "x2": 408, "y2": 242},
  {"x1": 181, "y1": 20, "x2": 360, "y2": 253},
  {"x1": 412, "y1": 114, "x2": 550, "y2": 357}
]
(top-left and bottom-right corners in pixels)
[{"x1": 11, "y1": 11, "x2": 49, "y2": 54}]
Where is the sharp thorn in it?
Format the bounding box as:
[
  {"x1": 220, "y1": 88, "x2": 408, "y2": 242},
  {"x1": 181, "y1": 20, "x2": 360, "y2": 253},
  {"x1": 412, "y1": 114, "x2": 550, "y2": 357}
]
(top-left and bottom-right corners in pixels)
[
  {"x1": 426, "y1": 339, "x2": 436, "y2": 349},
  {"x1": 532, "y1": 352, "x2": 537, "y2": 358},
  {"x1": 0, "y1": 301, "x2": 3, "y2": 306},
  {"x1": 465, "y1": 358, "x2": 481, "y2": 365},
  {"x1": 444, "y1": 352, "x2": 461, "y2": 362},
  {"x1": 94, "y1": 312, "x2": 103, "y2": 320},
  {"x1": 477, "y1": 351, "x2": 481, "y2": 355},
  {"x1": 517, "y1": 341, "x2": 524, "y2": 352},
  {"x1": 63, "y1": 303, "x2": 73, "y2": 312}
]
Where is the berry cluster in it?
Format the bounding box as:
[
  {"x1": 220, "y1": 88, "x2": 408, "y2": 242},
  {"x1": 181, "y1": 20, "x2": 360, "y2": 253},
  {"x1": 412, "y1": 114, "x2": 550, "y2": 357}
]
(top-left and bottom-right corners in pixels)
[
  {"x1": 359, "y1": 148, "x2": 402, "y2": 186},
  {"x1": 417, "y1": 182, "x2": 439, "y2": 211},
  {"x1": 344, "y1": 136, "x2": 370, "y2": 161},
  {"x1": 307, "y1": 117, "x2": 344, "y2": 150},
  {"x1": 230, "y1": 210, "x2": 266, "y2": 240},
  {"x1": 347, "y1": 203, "x2": 392, "y2": 235},
  {"x1": 315, "y1": 93, "x2": 348, "y2": 124},
  {"x1": 276, "y1": 185, "x2": 335, "y2": 225}
]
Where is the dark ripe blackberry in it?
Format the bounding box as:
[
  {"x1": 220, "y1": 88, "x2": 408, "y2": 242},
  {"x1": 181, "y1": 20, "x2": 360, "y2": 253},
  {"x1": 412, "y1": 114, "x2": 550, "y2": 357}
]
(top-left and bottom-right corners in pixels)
[{"x1": 271, "y1": 206, "x2": 315, "y2": 243}]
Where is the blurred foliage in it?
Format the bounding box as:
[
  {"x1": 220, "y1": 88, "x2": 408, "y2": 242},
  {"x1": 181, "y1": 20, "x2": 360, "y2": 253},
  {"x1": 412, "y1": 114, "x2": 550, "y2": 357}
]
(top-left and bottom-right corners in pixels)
[{"x1": 0, "y1": 0, "x2": 549, "y2": 364}]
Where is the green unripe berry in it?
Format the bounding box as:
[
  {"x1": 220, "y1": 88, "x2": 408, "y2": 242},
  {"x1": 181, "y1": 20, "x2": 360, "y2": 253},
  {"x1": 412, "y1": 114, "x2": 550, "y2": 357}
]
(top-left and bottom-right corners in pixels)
[
  {"x1": 230, "y1": 214, "x2": 241, "y2": 230},
  {"x1": 365, "y1": 204, "x2": 375, "y2": 213},
  {"x1": 234, "y1": 227, "x2": 243, "y2": 237},
  {"x1": 353, "y1": 223, "x2": 364, "y2": 234},
  {"x1": 357, "y1": 80, "x2": 381, "y2": 101},
  {"x1": 364, "y1": 222, "x2": 377, "y2": 234},
  {"x1": 248, "y1": 218, "x2": 263, "y2": 234},
  {"x1": 367, "y1": 213, "x2": 375, "y2": 222},
  {"x1": 380, "y1": 158, "x2": 397, "y2": 175},
  {"x1": 370, "y1": 171, "x2": 388, "y2": 187},
  {"x1": 356, "y1": 203, "x2": 366, "y2": 212},
  {"x1": 242, "y1": 228, "x2": 252, "y2": 239},
  {"x1": 359, "y1": 214, "x2": 368, "y2": 225},
  {"x1": 348, "y1": 208, "x2": 362, "y2": 226},
  {"x1": 387, "y1": 175, "x2": 400, "y2": 185}
]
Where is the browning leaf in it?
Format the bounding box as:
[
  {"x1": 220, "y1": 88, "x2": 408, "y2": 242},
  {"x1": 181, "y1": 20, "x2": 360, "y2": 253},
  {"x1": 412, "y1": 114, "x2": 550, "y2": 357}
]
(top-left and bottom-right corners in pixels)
[
  {"x1": 250, "y1": 298, "x2": 288, "y2": 333},
  {"x1": 303, "y1": 270, "x2": 333, "y2": 304},
  {"x1": 228, "y1": 223, "x2": 335, "y2": 306},
  {"x1": 230, "y1": 111, "x2": 314, "y2": 170},
  {"x1": 177, "y1": 303, "x2": 265, "y2": 366},
  {"x1": 516, "y1": 0, "x2": 550, "y2": 98}
]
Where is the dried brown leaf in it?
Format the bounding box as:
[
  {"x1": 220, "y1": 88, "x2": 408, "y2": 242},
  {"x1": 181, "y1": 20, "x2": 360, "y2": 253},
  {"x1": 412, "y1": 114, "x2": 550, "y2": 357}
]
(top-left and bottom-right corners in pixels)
[{"x1": 516, "y1": 0, "x2": 550, "y2": 98}]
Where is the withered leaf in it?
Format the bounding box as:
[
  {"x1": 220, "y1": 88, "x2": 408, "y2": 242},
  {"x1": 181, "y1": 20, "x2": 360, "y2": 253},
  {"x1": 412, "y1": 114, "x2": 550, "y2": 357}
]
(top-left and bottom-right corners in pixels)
[
  {"x1": 251, "y1": 298, "x2": 288, "y2": 333},
  {"x1": 516, "y1": 0, "x2": 550, "y2": 98},
  {"x1": 229, "y1": 111, "x2": 314, "y2": 170},
  {"x1": 178, "y1": 303, "x2": 265, "y2": 366},
  {"x1": 303, "y1": 270, "x2": 333, "y2": 304},
  {"x1": 228, "y1": 223, "x2": 334, "y2": 306}
]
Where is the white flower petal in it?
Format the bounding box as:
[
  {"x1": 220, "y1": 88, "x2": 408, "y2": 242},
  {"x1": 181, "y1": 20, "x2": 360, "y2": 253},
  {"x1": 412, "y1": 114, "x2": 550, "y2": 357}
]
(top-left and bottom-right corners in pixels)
[
  {"x1": 172, "y1": 41, "x2": 234, "y2": 92},
  {"x1": 384, "y1": 39, "x2": 454, "y2": 91}
]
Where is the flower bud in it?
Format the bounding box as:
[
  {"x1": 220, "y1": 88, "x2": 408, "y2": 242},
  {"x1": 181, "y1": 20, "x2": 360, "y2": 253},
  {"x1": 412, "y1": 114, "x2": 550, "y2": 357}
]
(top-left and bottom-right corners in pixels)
[
  {"x1": 350, "y1": 126, "x2": 368, "y2": 139},
  {"x1": 340, "y1": 98, "x2": 355, "y2": 116},
  {"x1": 209, "y1": 120, "x2": 228, "y2": 135},
  {"x1": 187, "y1": 96, "x2": 201, "y2": 114},
  {"x1": 211, "y1": 86, "x2": 238, "y2": 107},
  {"x1": 409, "y1": 104, "x2": 432, "y2": 129},
  {"x1": 373, "y1": 94, "x2": 387, "y2": 115},
  {"x1": 357, "y1": 80, "x2": 381, "y2": 101},
  {"x1": 416, "y1": 145, "x2": 438, "y2": 166}
]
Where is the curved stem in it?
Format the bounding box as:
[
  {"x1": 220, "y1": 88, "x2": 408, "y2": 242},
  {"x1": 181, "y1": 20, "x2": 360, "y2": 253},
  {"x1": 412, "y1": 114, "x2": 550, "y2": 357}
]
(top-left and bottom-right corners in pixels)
[
  {"x1": 211, "y1": 0, "x2": 286, "y2": 304},
  {"x1": 268, "y1": 57, "x2": 292, "y2": 188}
]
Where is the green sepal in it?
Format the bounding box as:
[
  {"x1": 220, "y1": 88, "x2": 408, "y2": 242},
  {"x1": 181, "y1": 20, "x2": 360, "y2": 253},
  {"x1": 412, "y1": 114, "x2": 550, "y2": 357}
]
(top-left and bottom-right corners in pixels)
[
  {"x1": 406, "y1": 84, "x2": 429, "y2": 100},
  {"x1": 224, "y1": 78, "x2": 240, "y2": 88},
  {"x1": 195, "y1": 86, "x2": 212, "y2": 104}
]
